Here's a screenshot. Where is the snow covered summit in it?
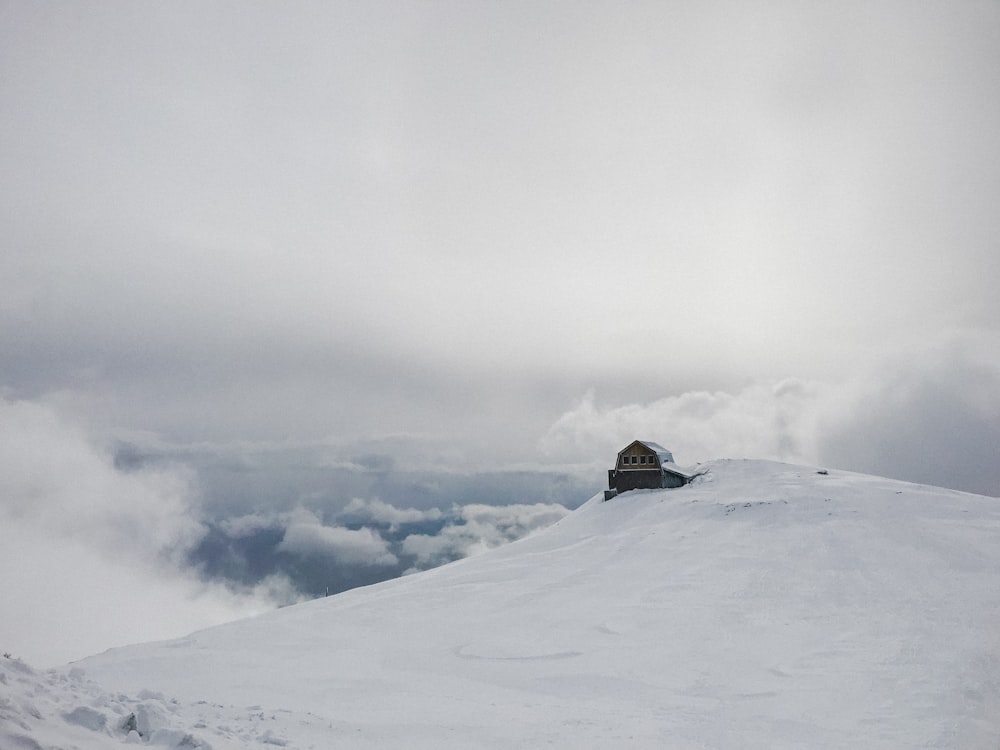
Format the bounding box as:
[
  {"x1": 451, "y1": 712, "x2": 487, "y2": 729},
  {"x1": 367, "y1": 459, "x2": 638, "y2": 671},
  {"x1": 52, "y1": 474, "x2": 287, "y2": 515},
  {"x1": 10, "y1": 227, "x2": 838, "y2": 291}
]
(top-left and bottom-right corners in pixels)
[{"x1": 4, "y1": 459, "x2": 1000, "y2": 749}]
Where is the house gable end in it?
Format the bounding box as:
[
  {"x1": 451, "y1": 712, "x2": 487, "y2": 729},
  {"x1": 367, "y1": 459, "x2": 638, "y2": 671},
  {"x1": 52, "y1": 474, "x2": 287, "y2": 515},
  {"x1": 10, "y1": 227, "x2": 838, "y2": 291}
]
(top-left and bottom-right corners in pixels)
[
  {"x1": 616, "y1": 440, "x2": 662, "y2": 470},
  {"x1": 607, "y1": 439, "x2": 694, "y2": 499}
]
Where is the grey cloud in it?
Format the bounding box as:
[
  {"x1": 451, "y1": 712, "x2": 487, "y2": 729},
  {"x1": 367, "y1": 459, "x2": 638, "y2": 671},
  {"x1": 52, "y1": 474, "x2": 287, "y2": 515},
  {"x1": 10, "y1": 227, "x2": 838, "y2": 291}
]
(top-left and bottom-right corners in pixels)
[
  {"x1": 4, "y1": 3, "x2": 998, "y2": 454},
  {"x1": 820, "y1": 341, "x2": 1000, "y2": 497}
]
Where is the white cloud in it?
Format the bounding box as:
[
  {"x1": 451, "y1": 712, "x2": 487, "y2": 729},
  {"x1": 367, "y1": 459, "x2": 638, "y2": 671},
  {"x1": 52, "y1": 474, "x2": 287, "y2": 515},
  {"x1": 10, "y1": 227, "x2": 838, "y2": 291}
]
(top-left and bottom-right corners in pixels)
[
  {"x1": 0, "y1": 396, "x2": 296, "y2": 666},
  {"x1": 0, "y1": 397, "x2": 203, "y2": 564},
  {"x1": 219, "y1": 512, "x2": 282, "y2": 539},
  {"x1": 342, "y1": 497, "x2": 442, "y2": 531},
  {"x1": 457, "y1": 503, "x2": 571, "y2": 536},
  {"x1": 539, "y1": 380, "x2": 836, "y2": 469},
  {"x1": 278, "y1": 508, "x2": 398, "y2": 567},
  {"x1": 539, "y1": 335, "x2": 1000, "y2": 497},
  {"x1": 819, "y1": 336, "x2": 1000, "y2": 497},
  {"x1": 401, "y1": 503, "x2": 569, "y2": 569}
]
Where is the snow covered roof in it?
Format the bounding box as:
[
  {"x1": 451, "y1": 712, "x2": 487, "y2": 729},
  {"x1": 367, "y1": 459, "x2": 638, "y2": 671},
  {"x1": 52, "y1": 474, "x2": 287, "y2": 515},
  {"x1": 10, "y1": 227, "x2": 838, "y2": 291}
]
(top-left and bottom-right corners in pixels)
[
  {"x1": 618, "y1": 440, "x2": 699, "y2": 480},
  {"x1": 661, "y1": 461, "x2": 697, "y2": 480},
  {"x1": 637, "y1": 440, "x2": 673, "y2": 464}
]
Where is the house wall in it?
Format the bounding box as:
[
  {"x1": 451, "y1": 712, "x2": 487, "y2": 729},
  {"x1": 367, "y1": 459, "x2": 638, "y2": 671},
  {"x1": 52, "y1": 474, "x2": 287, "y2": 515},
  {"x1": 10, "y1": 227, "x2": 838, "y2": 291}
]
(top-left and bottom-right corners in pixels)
[
  {"x1": 617, "y1": 443, "x2": 659, "y2": 471},
  {"x1": 609, "y1": 468, "x2": 688, "y2": 492},
  {"x1": 661, "y1": 472, "x2": 687, "y2": 489},
  {"x1": 608, "y1": 441, "x2": 689, "y2": 496},
  {"x1": 610, "y1": 469, "x2": 663, "y2": 492}
]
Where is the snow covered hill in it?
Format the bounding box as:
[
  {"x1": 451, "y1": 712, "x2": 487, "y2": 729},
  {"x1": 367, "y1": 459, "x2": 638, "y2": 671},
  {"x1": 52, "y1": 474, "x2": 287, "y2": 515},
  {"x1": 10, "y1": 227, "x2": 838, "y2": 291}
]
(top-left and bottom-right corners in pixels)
[{"x1": 4, "y1": 459, "x2": 1000, "y2": 749}]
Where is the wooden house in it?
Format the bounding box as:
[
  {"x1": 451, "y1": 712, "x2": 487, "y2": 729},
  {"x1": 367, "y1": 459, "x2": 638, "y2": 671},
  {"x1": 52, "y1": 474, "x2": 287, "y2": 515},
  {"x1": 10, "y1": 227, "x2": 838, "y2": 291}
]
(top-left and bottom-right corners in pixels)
[{"x1": 605, "y1": 440, "x2": 695, "y2": 500}]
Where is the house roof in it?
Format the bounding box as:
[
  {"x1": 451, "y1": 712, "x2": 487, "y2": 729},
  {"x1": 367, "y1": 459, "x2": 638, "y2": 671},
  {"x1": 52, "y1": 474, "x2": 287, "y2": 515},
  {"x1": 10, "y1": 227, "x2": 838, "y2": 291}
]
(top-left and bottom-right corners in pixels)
[
  {"x1": 618, "y1": 439, "x2": 675, "y2": 465},
  {"x1": 637, "y1": 440, "x2": 673, "y2": 462},
  {"x1": 661, "y1": 461, "x2": 697, "y2": 480},
  {"x1": 618, "y1": 440, "x2": 700, "y2": 481}
]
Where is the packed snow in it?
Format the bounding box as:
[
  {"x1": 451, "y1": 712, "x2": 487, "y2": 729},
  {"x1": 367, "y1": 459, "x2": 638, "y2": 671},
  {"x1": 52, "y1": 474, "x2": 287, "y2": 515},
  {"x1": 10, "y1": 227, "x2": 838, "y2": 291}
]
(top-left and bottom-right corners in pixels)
[{"x1": 3, "y1": 459, "x2": 1000, "y2": 748}]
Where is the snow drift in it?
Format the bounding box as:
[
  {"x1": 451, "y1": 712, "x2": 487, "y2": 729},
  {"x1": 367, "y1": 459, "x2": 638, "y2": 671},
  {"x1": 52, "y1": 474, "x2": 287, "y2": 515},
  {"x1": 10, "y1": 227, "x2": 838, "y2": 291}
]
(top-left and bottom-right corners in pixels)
[{"x1": 3, "y1": 459, "x2": 999, "y2": 749}]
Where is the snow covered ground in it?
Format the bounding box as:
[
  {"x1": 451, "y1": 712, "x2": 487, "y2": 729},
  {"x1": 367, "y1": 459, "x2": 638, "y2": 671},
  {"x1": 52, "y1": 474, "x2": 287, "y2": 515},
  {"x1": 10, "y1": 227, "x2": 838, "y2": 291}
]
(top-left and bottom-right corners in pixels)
[{"x1": 4, "y1": 459, "x2": 1000, "y2": 749}]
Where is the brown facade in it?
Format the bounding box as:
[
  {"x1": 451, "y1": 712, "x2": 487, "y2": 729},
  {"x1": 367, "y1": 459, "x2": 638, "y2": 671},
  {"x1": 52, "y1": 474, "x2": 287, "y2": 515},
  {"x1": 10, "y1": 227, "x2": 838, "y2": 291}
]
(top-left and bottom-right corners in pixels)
[
  {"x1": 606, "y1": 440, "x2": 690, "y2": 499},
  {"x1": 616, "y1": 442, "x2": 660, "y2": 471}
]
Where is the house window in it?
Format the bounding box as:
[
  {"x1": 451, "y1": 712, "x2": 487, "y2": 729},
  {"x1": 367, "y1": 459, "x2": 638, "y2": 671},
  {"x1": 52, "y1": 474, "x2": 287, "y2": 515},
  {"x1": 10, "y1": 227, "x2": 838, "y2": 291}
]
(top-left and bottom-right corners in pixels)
[{"x1": 639, "y1": 455, "x2": 647, "y2": 464}]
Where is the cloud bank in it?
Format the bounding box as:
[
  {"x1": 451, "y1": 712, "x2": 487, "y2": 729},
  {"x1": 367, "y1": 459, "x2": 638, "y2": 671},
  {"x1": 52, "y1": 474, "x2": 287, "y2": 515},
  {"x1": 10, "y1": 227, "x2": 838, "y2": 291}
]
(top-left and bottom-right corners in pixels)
[
  {"x1": 0, "y1": 397, "x2": 298, "y2": 667},
  {"x1": 542, "y1": 335, "x2": 1000, "y2": 498},
  {"x1": 192, "y1": 497, "x2": 571, "y2": 599}
]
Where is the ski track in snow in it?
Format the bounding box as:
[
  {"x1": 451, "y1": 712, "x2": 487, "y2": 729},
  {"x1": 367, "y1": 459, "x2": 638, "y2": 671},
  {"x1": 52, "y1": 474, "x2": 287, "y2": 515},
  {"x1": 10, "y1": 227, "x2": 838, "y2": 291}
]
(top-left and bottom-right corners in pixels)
[{"x1": 3, "y1": 459, "x2": 1000, "y2": 749}]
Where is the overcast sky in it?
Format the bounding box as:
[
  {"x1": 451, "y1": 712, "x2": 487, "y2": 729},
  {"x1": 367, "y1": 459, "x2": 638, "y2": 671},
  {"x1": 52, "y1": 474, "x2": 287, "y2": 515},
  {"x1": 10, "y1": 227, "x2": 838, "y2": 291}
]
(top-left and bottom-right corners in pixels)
[{"x1": 2, "y1": 1, "x2": 999, "y2": 665}]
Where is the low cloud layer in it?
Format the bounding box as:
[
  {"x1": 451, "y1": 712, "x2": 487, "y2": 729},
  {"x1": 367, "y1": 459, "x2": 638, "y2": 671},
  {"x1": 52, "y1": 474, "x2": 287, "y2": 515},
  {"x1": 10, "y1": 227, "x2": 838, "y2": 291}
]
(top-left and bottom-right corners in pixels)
[
  {"x1": 278, "y1": 508, "x2": 399, "y2": 567},
  {"x1": 0, "y1": 397, "x2": 579, "y2": 665},
  {"x1": 542, "y1": 380, "x2": 831, "y2": 470},
  {"x1": 542, "y1": 336, "x2": 1000, "y2": 498},
  {"x1": 400, "y1": 503, "x2": 570, "y2": 570},
  {"x1": 192, "y1": 498, "x2": 570, "y2": 599}
]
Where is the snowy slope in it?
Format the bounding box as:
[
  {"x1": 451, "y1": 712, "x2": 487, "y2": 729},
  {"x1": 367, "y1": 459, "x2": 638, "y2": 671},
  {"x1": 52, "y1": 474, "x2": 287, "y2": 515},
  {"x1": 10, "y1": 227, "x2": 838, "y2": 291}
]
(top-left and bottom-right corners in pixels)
[{"x1": 4, "y1": 459, "x2": 1000, "y2": 749}]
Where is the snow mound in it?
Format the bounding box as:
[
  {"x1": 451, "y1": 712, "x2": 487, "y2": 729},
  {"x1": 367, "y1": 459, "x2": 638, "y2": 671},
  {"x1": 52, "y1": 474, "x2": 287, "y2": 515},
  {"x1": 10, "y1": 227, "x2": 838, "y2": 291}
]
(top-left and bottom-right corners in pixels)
[
  {"x1": 7, "y1": 459, "x2": 1000, "y2": 748},
  {"x1": 0, "y1": 656, "x2": 214, "y2": 748}
]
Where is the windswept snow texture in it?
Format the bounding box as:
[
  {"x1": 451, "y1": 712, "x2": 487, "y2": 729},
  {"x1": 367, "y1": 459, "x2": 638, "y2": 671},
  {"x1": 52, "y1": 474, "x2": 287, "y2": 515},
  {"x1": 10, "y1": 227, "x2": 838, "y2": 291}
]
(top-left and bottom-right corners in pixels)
[{"x1": 7, "y1": 460, "x2": 1000, "y2": 748}]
